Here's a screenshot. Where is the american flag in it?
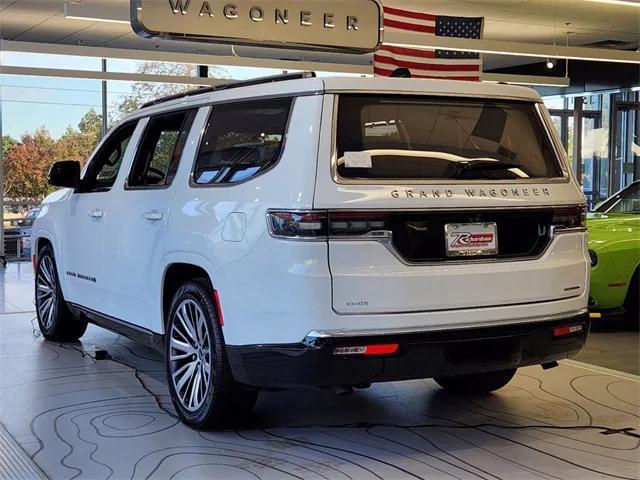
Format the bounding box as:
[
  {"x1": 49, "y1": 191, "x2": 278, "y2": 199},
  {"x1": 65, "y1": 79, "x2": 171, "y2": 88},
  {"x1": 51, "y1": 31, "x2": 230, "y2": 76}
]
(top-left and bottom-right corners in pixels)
[{"x1": 375, "y1": 6, "x2": 484, "y2": 81}]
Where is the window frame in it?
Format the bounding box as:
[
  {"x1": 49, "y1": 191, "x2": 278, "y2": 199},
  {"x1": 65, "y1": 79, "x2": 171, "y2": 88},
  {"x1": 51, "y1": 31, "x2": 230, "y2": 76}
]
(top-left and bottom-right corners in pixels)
[
  {"x1": 124, "y1": 109, "x2": 197, "y2": 191},
  {"x1": 76, "y1": 121, "x2": 139, "y2": 194},
  {"x1": 330, "y1": 94, "x2": 571, "y2": 186},
  {"x1": 189, "y1": 97, "x2": 295, "y2": 189}
]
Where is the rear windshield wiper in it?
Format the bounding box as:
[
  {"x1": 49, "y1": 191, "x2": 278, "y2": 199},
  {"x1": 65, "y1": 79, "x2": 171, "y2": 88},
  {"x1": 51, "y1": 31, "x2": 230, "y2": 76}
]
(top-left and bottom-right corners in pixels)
[{"x1": 447, "y1": 159, "x2": 529, "y2": 179}]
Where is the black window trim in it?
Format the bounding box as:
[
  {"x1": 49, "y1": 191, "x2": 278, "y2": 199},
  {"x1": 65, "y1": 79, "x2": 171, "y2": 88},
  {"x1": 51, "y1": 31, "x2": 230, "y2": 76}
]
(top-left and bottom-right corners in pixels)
[
  {"x1": 75, "y1": 120, "x2": 140, "y2": 194},
  {"x1": 330, "y1": 94, "x2": 571, "y2": 186},
  {"x1": 124, "y1": 108, "x2": 197, "y2": 191},
  {"x1": 189, "y1": 97, "x2": 296, "y2": 189}
]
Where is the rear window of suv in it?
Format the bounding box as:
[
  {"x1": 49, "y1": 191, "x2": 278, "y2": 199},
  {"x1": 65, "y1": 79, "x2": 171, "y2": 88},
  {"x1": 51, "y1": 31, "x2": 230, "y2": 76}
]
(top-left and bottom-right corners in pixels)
[{"x1": 336, "y1": 95, "x2": 563, "y2": 181}]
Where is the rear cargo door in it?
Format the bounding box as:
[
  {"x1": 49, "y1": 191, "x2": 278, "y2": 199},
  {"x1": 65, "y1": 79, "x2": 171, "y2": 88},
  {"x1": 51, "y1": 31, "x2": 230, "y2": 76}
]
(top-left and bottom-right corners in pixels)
[{"x1": 315, "y1": 93, "x2": 587, "y2": 315}]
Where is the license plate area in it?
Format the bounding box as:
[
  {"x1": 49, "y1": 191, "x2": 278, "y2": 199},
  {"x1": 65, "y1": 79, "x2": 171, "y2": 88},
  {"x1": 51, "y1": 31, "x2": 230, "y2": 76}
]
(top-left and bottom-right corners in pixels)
[
  {"x1": 445, "y1": 222, "x2": 498, "y2": 257},
  {"x1": 445, "y1": 337, "x2": 521, "y2": 365}
]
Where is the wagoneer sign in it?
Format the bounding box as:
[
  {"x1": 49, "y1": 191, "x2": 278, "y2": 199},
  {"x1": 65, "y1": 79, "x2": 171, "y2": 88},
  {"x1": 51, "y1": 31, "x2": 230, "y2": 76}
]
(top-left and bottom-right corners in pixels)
[{"x1": 131, "y1": 0, "x2": 383, "y2": 53}]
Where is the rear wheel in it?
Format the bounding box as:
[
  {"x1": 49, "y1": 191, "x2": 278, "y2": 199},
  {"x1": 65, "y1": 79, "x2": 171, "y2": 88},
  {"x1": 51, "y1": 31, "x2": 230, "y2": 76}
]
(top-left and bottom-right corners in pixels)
[
  {"x1": 624, "y1": 268, "x2": 639, "y2": 330},
  {"x1": 35, "y1": 244, "x2": 87, "y2": 341},
  {"x1": 434, "y1": 368, "x2": 517, "y2": 395},
  {"x1": 165, "y1": 279, "x2": 257, "y2": 430}
]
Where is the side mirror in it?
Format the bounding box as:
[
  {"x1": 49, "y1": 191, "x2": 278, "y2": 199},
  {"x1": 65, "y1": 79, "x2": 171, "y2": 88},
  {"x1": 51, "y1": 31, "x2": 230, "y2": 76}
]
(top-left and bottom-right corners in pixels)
[{"x1": 48, "y1": 161, "x2": 80, "y2": 189}]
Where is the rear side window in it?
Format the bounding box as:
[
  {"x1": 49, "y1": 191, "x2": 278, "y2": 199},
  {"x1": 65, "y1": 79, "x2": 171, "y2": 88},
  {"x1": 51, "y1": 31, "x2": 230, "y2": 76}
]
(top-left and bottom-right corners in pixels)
[
  {"x1": 336, "y1": 95, "x2": 564, "y2": 182},
  {"x1": 128, "y1": 110, "x2": 196, "y2": 188},
  {"x1": 193, "y1": 98, "x2": 292, "y2": 185}
]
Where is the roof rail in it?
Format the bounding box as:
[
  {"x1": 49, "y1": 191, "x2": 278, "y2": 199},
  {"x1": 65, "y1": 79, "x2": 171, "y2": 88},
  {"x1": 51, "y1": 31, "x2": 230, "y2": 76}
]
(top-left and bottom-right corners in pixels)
[{"x1": 141, "y1": 71, "x2": 317, "y2": 109}]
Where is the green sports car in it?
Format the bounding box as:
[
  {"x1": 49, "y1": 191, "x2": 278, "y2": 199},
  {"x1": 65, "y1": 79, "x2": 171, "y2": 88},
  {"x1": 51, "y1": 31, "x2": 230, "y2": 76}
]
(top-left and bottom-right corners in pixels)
[{"x1": 587, "y1": 181, "x2": 639, "y2": 327}]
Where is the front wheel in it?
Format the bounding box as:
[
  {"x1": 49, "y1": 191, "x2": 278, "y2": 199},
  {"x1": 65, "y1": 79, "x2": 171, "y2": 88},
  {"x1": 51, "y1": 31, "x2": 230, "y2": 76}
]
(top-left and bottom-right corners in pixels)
[
  {"x1": 434, "y1": 368, "x2": 517, "y2": 395},
  {"x1": 35, "y1": 244, "x2": 87, "y2": 341},
  {"x1": 165, "y1": 279, "x2": 257, "y2": 430}
]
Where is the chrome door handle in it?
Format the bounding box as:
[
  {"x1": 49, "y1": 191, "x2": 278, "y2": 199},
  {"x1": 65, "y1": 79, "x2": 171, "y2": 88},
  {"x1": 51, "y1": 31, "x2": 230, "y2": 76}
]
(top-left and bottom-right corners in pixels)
[
  {"x1": 143, "y1": 211, "x2": 164, "y2": 221},
  {"x1": 88, "y1": 209, "x2": 104, "y2": 219}
]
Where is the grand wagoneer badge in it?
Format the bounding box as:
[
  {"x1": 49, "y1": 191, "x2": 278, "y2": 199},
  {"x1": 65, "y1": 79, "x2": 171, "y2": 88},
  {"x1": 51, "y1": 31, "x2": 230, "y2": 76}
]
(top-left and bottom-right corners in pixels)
[
  {"x1": 131, "y1": 0, "x2": 383, "y2": 53},
  {"x1": 391, "y1": 187, "x2": 553, "y2": 199}
]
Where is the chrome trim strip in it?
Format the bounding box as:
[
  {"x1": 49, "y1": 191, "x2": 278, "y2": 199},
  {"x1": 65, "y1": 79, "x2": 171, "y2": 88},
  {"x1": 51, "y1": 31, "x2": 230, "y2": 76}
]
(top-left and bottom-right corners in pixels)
[
  {"x1": 305, "y1": 308, "x2": 589, "y2": 338},
  {"x1": 329, "y1": 95, "x2": 570, "y2": 186},
  {"x1": 551, "y1": 226, "x2": 587, "y2": 235}
]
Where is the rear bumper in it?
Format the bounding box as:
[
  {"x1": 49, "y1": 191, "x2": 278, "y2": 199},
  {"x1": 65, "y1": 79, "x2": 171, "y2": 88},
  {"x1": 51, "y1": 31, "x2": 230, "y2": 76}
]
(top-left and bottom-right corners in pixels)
[{"x1": 227, "y1": 312, "x2": 590, "y2": 389}]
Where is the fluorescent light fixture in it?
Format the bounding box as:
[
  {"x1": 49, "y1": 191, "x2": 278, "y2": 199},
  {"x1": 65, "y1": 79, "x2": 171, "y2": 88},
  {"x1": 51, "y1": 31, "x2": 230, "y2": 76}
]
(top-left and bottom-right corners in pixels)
[
  {"x1": 385, "y1": 31, "x2": 640, "y2": 64},
  {"x1": 64, "y1": 15, "x2": 130, "y2": 24},
  {"x1": 64, "y1": 1, "x2": 130, "y2": 24},
  {"x1": 585, "y1": 0, "x2": 640, "y2": 6}
]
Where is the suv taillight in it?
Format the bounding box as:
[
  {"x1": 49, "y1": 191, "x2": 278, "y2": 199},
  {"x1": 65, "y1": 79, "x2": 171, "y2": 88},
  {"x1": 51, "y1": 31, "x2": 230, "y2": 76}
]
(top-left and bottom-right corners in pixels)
[
  {"x1": 267, "y1": 210, "x2": 392, "y2": 240},
  {"x1": 328, "y1": 211, "x2": 390, "y2": 237},
  {"x1": 267, "y1": 211, "x2": 328, "y2": 239},
  {"x1": 267, "y1": 206, "x2": 588, "y2": 240},
  {"x1": 551, "y1": 205, "x2": 587, "y2": 230}
]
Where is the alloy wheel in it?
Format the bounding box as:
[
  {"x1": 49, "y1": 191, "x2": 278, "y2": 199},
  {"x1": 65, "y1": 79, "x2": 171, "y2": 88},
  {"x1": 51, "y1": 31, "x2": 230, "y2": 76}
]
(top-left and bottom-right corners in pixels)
[
  {"x1": 36, "y1": 255, "x2": 57, "y2": 330},
  {"x1": 169, "y1": 299, "x2": 212, "y2": 412}
]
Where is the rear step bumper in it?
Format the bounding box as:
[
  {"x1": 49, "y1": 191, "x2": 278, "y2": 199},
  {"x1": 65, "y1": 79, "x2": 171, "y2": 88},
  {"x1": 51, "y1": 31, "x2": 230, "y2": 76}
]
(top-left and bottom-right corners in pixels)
[{"x1": 227, "y1": 312, "x2": 590, "y2": 389}]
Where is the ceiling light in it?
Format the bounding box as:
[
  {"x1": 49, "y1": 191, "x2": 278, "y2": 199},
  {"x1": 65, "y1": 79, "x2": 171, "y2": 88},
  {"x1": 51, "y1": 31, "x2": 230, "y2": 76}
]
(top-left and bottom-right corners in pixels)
[
  {"x1": 64, "y1": 1, "x2": 130, "y2": 24},
  {"x1": 64, "y1": 14, "x2": 130, "y2": 24},
  {"x1": 585, "y1": 0, "x2": 640, "y2": 7},
  {"x1": 384, "y1": 31, "x2": 640, "y2": 64},
  {"x1": 546, "y1": 58, "x2": 557, "y2": 69}
]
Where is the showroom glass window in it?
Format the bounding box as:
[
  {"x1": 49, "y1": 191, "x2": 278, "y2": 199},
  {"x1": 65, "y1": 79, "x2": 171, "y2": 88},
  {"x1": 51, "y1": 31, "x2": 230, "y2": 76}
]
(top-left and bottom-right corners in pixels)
[
  {"x1": 128, "y1": 110, "x2": 196, "y2": 188},
  {"x1": 193, "y1": 98, "x2": 292, "y2": 185},
  {"x1": 336, "y1": 95, "x2": 564, "y2": 181}
]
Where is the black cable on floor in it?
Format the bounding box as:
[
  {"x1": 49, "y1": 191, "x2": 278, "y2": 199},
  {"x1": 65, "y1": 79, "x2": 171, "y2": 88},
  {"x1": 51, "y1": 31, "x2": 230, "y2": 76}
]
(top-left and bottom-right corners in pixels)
[
  {"x1": 246, "y1": 422, "x2": 633, "y2": 433},
  {"x1": 54, "y1": 341, "x2": 180, "y2": 421}
]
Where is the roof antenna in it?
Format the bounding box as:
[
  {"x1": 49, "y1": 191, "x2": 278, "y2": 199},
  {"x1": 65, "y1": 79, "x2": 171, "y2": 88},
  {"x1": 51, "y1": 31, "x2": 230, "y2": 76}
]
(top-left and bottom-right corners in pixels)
[{"x1": 390, "y1": 67, "x2": 412, "y2": 78}]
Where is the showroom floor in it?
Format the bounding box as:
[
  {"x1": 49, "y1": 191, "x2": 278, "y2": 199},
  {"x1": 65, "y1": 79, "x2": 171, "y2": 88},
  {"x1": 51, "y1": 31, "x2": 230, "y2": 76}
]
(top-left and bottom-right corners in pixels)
[{"x1": 0, "y1": 262, "x2": 638, "y2": 480}]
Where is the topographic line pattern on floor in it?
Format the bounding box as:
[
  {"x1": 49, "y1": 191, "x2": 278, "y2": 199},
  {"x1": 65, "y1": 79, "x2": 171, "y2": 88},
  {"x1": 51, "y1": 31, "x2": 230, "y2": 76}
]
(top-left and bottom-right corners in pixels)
[{"x1": 1, "y1": 311, "x2": 638, "y2": 480}]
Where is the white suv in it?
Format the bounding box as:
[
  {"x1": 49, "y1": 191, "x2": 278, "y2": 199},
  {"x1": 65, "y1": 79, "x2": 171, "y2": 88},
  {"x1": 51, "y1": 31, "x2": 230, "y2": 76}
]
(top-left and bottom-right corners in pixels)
[{"x1": 33, "y1": 72, "x2": 590, "y2": 429}]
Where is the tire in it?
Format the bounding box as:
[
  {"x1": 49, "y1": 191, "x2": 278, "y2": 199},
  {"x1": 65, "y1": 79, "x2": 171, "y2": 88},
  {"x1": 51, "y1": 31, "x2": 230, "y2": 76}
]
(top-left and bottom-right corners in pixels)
[
  {"x1": 165, "y1": 279, "x2": 257, "y2": 430},
  {"x1": 35, "y1": 244, "x2": 88, "y2": 341},
  {"x1": 623, "y1": 268, "x2": 639, "y2": 331},
  {"x1": 434, "y1": 368, "x2": 517, "y2": 395}
]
